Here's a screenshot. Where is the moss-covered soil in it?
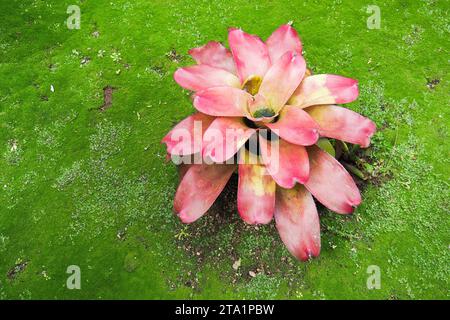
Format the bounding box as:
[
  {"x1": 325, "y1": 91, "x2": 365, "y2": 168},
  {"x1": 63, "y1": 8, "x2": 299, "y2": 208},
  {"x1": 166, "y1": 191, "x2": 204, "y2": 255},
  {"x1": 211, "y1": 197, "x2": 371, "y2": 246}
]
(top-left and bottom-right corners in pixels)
[{"x1": 0, "y1": 0, "x2": 448, "y2": 299}]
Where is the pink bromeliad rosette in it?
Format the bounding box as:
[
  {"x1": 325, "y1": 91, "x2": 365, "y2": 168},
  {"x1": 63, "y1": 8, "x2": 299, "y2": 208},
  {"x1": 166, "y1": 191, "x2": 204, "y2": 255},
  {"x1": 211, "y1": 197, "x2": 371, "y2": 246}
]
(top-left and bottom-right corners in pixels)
[{"x1": 162, "y1": 24, "x2": 376, "y2": 261}]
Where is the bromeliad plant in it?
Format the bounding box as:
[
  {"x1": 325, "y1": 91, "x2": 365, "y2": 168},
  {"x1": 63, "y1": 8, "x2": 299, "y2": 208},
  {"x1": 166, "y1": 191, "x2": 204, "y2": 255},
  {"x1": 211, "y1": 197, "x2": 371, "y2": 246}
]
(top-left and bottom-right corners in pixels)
[{"x1": 162, "y1": 24, "x2": 376, "y2": 261}]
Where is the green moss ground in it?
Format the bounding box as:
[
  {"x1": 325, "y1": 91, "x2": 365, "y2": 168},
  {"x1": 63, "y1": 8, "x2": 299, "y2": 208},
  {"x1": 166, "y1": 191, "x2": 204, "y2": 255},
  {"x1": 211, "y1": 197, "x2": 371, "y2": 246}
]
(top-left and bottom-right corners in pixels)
[{"x1": 0, "y1": 0, "x2": 448, "y2": 299}]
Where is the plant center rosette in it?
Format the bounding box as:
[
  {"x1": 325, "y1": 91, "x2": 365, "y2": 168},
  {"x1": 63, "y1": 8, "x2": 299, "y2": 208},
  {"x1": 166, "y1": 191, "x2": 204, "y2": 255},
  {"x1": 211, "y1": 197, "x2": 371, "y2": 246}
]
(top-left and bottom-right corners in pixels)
[{"x1": 162, "y1": 24, "x2": 376, "y2": 261}]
